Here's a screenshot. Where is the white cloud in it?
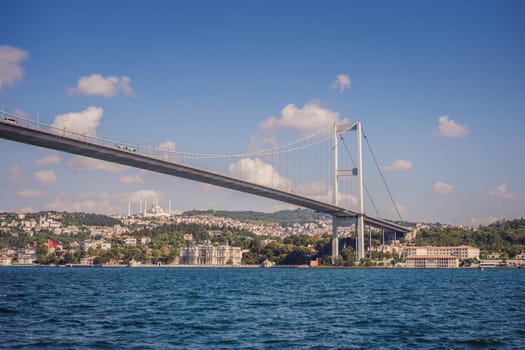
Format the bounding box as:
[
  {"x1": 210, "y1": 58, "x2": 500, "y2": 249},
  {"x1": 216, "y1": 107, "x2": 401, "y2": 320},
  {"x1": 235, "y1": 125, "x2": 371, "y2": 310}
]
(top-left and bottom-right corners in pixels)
[
  {"x1": 437, "y1": 116, "x2": 469, "y2": 138},
  {"x1": 17, "y1": 207, "x2": 34, "y2": 213},
  {"x1": 13, "y1": 108, "x2": 28, "y2": 116},
  {"x1": 17, "y1": 188, "x2": 45, "y2": 198},
  {"x1": 470, "y1": 216, "x2": 499, "y2": 227},
  {"x1": 228, "y1": 158, "x2": 291, "y2": 189},
  {"x1": 158, "y1": 141, "x2": 176, "y2": 152},
  {"x1": 388, "y1": 204, "x2": 408, "y2": 218},
  {"x1": 34, "y1": 154, "x2": 62, "y2": 167},
  {"x1": 9, "y1": 165, "x2": 23, "y2": 184},
  {"x1": 47, "y1": 192, "x2": 119, "y2": 214},
  {"x1": 79, "y1": 192, "x2": 110, "y2": 200},
  {"x1": 0, "y1": 45, "x2": 29, "y2": 91},
  {"x1": 200, "y1": 183, "x2": 225, "y2": 192},
  {"x1": 69, "y1": 156, "x2": 126, "y2": 173},
  {"x1": 248, "y1": 135, "x2": 279, "y2": 151},
  {"x1": 488, "y1": 184, "x2": 522, "y2": 200},
  {"x1": 51, "y1": 106, "x2": 103, "y2": 136},
  {"x1": 331, "y1": 74, "x2": 351, "y2": 93},
  {"x1": 129, "y1": 190, "x2": 164, "y2": 202},
  {"x1": 296, "y1": 181, "x2": 358, "y2": 208},
  {"x1": 33, "y1": 170, "x2": 57, "y2": 185},
  {"x1": 433, "y1": 181, "x2": 454, "y2": 194},
  {"x1": 46, "y1": 198, "x2": 116, "y2": 214},
  {"x1": 259, "y1": 102, "x2": 349, "y2": 133},
  {"x1": 383, "y1": 160, "x2": 413, "y2": 172},
  {"x1": 138, "y1": 169, "x2": 168, "y2": 182},
  {"x1": 120, "y1": 175, "x2": 144, "y2": 185},
  {"x1": 69, "y1": 74, "x2": 135, "y2": 97}
]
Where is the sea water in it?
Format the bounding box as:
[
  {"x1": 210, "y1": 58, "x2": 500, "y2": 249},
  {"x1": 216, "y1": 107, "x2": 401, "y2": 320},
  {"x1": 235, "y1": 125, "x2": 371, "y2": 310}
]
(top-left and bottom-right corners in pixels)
[{"x1": 0, "y1": 267, "x2": 524, "y2": 349}]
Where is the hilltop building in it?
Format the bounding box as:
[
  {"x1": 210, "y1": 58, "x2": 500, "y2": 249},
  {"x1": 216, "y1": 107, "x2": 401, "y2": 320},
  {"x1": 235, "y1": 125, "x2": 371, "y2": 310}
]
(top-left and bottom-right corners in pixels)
[{"x1": 142, "y1": 199, "x2": 173, "y2": 218}]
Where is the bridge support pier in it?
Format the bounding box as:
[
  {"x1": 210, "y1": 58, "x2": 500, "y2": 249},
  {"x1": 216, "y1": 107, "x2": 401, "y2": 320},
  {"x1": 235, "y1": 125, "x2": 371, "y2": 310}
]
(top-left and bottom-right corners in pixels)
[
  {"x1": 331, "y1": 221, "x2": 339, "y2": 264},
  {"x1": 357, "y1": 214, "x2": 365, "y2": 262},
  {"x1": 332, "y1": 216, "x2": 357, "y2": 264}
]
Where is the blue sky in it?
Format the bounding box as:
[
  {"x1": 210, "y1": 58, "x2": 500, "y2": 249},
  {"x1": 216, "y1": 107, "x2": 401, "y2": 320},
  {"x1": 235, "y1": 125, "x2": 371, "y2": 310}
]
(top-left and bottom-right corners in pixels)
[{"x1": 1, "y1": 0, "x2": 524, "y2": 225}]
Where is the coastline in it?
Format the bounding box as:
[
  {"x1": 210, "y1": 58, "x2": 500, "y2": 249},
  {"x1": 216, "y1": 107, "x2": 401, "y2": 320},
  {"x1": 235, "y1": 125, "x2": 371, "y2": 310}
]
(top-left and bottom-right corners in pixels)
[{"x1": 2, "y1": 264, "x2": 522, "y2": 269}]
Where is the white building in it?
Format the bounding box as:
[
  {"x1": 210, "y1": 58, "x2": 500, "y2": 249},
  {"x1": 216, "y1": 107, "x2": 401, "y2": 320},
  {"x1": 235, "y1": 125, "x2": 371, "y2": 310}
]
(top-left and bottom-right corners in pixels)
[
  {"x1": 81, "y1": 241, "x2": 98, "y2": 252},
  {"x1": 0, "y1": 257, "x2": 12, "y2": 265},
  {"x1": 406, "y1": 255, "x2": 459, "y2": 268},
  {"x1": 403, "y1": 245, "x2": 479, "y2": 260},
  {"x1": 124, "y1": 237, "x2": 137, "y2": 246},
  {"x1": 180, "y1": 245, "x2": 243, "y2": 265},
  {"x1": 17, "y1": 254, "x2": 36, "y2": 265}
]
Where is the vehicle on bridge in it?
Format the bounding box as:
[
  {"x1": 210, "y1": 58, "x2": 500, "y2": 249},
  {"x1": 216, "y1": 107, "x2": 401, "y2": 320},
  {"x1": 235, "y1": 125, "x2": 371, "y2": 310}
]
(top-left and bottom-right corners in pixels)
[
  {"x1": 115, "y1": 143, "x2": 137, "y2": 152},
  {"x1": 2, "y1": 117, "x2": 17, "y2": 124}
]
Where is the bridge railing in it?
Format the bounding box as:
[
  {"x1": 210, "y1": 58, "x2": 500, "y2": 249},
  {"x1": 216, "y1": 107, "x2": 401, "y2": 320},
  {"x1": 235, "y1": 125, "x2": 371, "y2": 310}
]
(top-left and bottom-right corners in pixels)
[{"x1": 0, "y1": 110, "x2": 216, "y2": 165}]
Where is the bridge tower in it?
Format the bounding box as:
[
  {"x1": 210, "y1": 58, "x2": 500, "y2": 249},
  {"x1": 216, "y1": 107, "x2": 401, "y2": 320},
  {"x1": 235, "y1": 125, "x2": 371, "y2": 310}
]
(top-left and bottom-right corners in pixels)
[{"x1": 332, "y1": 121, "x2": 365, "y2": 263}]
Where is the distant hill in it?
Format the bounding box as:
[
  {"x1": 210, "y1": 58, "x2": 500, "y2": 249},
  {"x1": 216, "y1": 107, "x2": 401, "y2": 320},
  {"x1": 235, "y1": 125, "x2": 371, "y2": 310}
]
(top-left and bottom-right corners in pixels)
[
  {"x1": 5, "y1": 211, "x2": 123, "y2": 227},
  {"x1": 415, "y1": 218, "x2": 525, "y2": 257},
  {"x1": 182, "y1": 208, "x2": 329, "y2": 226}
]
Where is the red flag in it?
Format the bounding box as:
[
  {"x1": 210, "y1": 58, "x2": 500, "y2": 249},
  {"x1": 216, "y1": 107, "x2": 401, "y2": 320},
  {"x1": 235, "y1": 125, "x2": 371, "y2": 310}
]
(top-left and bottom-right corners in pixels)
[{"x1": 48, "y1": 239, "x2": 58, "y2": 248}]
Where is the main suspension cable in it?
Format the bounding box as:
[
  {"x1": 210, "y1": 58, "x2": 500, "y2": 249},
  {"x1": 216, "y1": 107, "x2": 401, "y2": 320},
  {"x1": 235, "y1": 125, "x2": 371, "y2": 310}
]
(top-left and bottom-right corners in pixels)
[
  {"x1": 339, "y1": 134, "x2": 381, "y2": 218},
  {"x1": 362, "y1": 128, "x2": 403, "y2": 222}
]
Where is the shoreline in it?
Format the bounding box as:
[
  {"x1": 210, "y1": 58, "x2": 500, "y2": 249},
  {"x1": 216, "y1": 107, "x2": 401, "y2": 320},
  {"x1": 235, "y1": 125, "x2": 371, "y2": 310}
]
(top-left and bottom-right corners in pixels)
[{"x1": 2, "y1": 264, "x2": 522, "y2": 269}]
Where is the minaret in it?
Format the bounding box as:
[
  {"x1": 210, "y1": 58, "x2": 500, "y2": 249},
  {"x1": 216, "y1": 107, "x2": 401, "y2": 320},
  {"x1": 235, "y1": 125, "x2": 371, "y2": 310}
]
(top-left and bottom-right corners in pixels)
[
  {"x1": 139, "y1": 200, "x2": 142, "y2": 217},
  {"x1": 128, "y1": 201, "x2": 131, "y2": 217},
  {"x1": 169, "y1": 200, "x2": 171, "y2": 216}
]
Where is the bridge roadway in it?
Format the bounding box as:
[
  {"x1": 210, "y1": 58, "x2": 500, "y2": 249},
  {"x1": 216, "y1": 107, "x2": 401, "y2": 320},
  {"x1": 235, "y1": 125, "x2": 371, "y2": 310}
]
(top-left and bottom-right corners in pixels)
[{"x1": 0, "y1": 120, "x2": 409, "y2": 233}]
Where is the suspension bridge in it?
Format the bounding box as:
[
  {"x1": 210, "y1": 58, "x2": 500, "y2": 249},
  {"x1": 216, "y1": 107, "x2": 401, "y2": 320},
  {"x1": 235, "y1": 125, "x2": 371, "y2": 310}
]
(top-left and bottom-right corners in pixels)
[{"x1": 0, "y1": 110, "x2": 410, "y2": 262}]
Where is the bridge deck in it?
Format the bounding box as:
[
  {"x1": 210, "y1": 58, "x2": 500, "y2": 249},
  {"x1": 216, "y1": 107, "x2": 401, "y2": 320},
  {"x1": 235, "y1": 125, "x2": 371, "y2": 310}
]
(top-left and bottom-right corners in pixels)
[{"x1": 0, "y1": 120, "x2": 409, "y2": 233}]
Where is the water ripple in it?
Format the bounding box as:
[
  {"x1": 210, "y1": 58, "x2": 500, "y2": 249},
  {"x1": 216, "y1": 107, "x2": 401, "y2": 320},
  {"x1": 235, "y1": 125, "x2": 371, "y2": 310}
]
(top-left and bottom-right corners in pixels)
[{"x1": 0, "y1": 267, "x2": 524, "y2": 349}]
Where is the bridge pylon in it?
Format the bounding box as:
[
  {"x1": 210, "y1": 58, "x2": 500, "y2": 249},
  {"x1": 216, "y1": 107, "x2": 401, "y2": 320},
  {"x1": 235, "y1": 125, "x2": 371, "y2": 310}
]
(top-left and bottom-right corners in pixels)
[{"x1": 331, "y1": 121, "x2": 365, "y2": 264}]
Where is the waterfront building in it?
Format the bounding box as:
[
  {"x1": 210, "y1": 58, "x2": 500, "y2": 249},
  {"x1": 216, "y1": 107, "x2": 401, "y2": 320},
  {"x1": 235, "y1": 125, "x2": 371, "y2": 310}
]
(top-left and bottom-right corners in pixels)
[
  {"x1": 406, "y1": 255, "x2": 459, "y2": 268},
  {"x1": 80, "y1": 257, "x2": 94, "y2": 266},
  {"x1": 17, "y1": 254, "x2": 36, "y2": 265},
  {"x1": 403, "y1": 245, "x2": 479, "y2": 260},
  {"x1": 179, "y1": 245, "x2": 243, "y2": 265},
  {"x1": 0, "y1": 256, "x2": 12, "y2": 265}
]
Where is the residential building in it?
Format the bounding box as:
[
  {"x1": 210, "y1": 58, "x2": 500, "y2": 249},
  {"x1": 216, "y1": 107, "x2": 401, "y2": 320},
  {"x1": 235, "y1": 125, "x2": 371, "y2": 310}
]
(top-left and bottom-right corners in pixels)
[
  {"x1": 81, "y1": 241, "x2": 98, "y2": 252},
  {"x1": 124, "y1": 237, "x2": 137, "y2": 246}
]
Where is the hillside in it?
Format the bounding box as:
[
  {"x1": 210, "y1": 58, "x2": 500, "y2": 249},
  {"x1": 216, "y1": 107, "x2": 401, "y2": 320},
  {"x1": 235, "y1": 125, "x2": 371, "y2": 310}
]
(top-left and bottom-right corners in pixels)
[
  {"x1": 415, "y1": 218, "x2": 525, "y2": 257},
  {"x1": 182, "y1": 208, "x2": 329, "y2": 226}
]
